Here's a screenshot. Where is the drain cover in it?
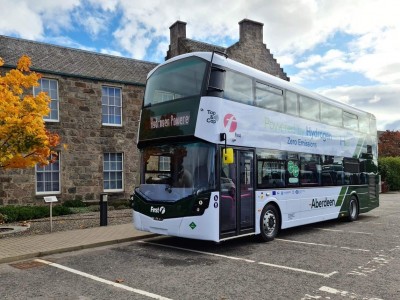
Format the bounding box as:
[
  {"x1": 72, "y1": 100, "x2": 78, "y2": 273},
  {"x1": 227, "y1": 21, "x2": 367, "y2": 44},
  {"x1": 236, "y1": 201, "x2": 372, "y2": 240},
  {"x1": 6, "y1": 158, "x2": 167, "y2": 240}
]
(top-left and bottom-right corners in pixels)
[{"x1": 10, "y1": 260, "x2": 46, "y2": 270}]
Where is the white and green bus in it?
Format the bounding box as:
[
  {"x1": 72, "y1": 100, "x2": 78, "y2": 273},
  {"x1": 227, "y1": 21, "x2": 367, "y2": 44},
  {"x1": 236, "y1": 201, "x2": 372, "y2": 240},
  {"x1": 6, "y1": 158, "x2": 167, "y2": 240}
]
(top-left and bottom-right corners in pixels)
[{"x1": 131, "y1": 51, "x2": 379, "y2": 242}]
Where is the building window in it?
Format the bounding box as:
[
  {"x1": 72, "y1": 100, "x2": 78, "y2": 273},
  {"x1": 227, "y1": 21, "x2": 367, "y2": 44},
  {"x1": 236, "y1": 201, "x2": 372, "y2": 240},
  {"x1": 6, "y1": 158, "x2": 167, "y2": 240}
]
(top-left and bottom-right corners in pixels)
[
  {"x1": 102, "y1": 86, "x2": 122, "y2": 126},
  {"x1": 103, "y1": 153, "x2": 123, "y2": 191},
  {"x1": 36, "y1": 153, "x2": 60, "y2": 194},
  {"x1": 33, "y1": 78, "x2": 59, "y2": 122},
  {"x1": 159, "y1": 156, "x2": 171, "y2": 171}
]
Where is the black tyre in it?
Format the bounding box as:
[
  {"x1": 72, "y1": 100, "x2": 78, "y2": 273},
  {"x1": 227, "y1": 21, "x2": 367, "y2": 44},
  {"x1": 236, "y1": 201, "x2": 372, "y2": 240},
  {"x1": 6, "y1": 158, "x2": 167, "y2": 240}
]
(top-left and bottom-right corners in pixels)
[
  {"x1": 347, "y1": 196, "x2": 359, "y2": 222},
  {"x1": 259, "y1": 204, "x2": 280, "y2": 242}
]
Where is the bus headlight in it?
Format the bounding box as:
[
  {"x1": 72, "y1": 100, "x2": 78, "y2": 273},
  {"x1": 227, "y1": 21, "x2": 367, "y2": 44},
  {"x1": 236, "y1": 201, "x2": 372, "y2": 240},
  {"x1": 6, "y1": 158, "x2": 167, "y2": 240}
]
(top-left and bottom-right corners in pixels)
[{"x1": 192, "y1": 195, "x2": 210, "y2": 215}]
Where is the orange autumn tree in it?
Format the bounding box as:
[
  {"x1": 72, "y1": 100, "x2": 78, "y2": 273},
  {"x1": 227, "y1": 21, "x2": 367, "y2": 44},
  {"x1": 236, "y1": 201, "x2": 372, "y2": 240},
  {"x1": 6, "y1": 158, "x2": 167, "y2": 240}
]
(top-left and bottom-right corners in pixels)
[{"x1": 0, "y1": 55, "x2": 60, "y2": 169}]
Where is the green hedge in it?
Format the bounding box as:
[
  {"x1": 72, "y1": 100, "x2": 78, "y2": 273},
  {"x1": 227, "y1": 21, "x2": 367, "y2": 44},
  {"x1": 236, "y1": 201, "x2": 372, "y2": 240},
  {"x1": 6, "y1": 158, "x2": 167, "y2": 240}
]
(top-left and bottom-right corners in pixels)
[
  {"x1": 0, "y1": 205, "x2": 73, "y2": 223},
  {"x1": 379, "y1": 157, "x2": 400, "y2": 191},
  {"x1": 62, "y1": 199, "x2": 86, "y2": 208}
]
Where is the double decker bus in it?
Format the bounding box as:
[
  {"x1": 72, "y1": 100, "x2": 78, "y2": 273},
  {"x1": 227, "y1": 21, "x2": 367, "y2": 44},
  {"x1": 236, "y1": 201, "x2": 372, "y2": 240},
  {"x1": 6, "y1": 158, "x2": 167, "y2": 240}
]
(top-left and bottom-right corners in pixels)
[{"x1": 131, "y1": 51, "x2": 379, "y2": 242}]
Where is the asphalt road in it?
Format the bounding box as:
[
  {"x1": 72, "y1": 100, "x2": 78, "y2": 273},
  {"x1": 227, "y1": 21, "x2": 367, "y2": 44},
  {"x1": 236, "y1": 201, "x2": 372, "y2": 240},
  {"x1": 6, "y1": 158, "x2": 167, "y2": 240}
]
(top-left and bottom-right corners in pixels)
[{"x1": 1, "y1": 192, "x2": 399, "y2": 300}]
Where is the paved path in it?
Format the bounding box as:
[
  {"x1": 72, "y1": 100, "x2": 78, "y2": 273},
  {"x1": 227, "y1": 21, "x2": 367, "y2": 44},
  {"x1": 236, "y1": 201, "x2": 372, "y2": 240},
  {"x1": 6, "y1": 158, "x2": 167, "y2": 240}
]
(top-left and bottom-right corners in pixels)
[{"x1": 0, "y1": 224, "x2": 156, "y2": 264}]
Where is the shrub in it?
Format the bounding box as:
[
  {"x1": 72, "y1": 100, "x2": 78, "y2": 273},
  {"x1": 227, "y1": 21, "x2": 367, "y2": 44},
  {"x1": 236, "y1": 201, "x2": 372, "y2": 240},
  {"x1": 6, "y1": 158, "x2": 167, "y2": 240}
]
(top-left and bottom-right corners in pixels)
[
  {"x1": 62, "y1": 199, "x2": 86, "y2": 208},
  {"x1": 109, "y1": 199, "x2": 130, "y2": 210},
  {"x1": 0, "y1": 213, "x2": 7, "y2": 224},
  {"x1": 0, "y1": 205, "x2": 73, "y2": 223},
  {"x1": 378, "y1": 157, "x2": 400, "y2": 191}
]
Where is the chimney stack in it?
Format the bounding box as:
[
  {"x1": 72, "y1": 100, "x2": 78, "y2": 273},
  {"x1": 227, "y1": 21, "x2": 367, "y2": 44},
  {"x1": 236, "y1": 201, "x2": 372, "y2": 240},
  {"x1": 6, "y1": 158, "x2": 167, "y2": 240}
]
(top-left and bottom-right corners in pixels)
[
  {"x1": 239, "y1": 19, "x2": 264, "y2": 43},
  {"x1": 169, "y1": 21, "x2": 187, "y2": 43},
  {"x1": 166, "y1": 21, "x2": 187, "y2": 60}
]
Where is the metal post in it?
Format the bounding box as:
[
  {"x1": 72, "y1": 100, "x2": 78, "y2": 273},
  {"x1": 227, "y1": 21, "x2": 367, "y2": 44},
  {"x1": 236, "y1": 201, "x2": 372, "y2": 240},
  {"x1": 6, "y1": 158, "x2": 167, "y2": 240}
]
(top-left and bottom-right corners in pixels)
[
  {"x1": 100, "y1": 193, "x2": 108, "y2": 226},
  {"x1": 44, "y1": 196, "x2": 57, "y2": 232},
  {"x1": 50, "y1": 201, "x2": 53, "y2": 232}
]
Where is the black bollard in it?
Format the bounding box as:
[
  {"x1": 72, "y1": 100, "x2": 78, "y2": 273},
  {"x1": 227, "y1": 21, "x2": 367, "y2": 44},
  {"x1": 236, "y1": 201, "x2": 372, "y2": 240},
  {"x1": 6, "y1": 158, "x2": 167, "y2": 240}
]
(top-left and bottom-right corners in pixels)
[{"x1": 100, "y1": 193, "x2": 108, "y2": 226}]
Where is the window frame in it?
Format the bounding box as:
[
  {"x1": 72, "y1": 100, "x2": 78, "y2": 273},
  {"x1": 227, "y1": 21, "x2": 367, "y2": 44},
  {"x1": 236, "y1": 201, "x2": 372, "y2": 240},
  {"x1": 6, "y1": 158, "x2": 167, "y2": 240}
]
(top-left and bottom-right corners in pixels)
[
  {"x1": 103, "y1": 152, "x2": 124, "y2": 192},
  {"x1": 102, "y1": 86, "x2": 123, "y2": 127},
  {"x1": 33, "y1": 78, "x2": 60, "y2": 122},
  {"x1": 35, "y1": 152, "x2": 61, "y2": 195},
  {"x1": 159, "y1": 156, "x2": 171, "y2": 172}
]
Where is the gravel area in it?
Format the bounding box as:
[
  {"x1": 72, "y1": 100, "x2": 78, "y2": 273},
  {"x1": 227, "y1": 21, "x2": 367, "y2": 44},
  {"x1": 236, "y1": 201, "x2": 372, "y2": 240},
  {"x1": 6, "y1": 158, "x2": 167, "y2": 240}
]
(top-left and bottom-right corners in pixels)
[{"x1": 0, "y1": 208, "x2": 133, "y2": 239}]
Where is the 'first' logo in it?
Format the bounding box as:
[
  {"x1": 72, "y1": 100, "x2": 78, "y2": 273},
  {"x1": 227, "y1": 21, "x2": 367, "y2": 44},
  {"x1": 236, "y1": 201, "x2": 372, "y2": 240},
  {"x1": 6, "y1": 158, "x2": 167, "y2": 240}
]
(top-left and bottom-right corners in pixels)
[{"x1": 223, "y1": 114, "x2": 237, "y2": 132}]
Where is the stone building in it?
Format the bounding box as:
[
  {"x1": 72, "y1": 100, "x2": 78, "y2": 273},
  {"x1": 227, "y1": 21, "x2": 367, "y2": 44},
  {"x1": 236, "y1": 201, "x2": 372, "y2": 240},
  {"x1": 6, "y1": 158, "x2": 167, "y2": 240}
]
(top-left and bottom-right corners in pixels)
[
  {"x1": 166, "y1": 19, "x2": 289, "y2": 80},
  {"x1": 0, "y1": 19, "x2": 288, "y2": 205}
]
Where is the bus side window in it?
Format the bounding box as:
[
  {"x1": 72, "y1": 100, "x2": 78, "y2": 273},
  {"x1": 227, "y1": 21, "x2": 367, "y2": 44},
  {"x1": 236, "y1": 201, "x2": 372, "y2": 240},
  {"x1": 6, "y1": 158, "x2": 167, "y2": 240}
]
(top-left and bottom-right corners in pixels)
[
  {"x1": 224, "y1": 70, "x2": 253, "y2": 105},
  {"x1": 255, "y1": 82, "x2": 283, "y2": 112},
  {"x1": 343, "y1": 158, "x2": 360, "y2": 185},
  {"x1": 286, "y1": 160, "x2": 300, "y2": 186},
  {"x1": 258, "y1": 159, "x2": 285, "y2": 188},
  {"x1": 299, "y1": 154, "x2": 320, "y2": 186}
]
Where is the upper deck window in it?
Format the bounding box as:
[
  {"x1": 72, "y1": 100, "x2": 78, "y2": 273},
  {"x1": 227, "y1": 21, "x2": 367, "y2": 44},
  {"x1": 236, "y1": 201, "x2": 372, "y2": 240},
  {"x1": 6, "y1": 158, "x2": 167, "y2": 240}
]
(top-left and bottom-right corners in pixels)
[
  {"x1": 224, "y1": 70, "x2": 253, "y2": 105},
  {"x1": 144, "y1": 57, "x2": 208, "y2": 106},
  {"x1": 285, "y1": 90, "x2": 299, "y2": 116},
  {"x1": 299, "y1": 95, "x2": 320, "y2": 121},
  {"x1": 255, "y1": 82, "x2": 283, "y2": 112},
  {"x1": 321, "y1": 102, "x2": 342, "y2": 127},
  {"x1": 343, "y1": 111, "x2": 358, "y2": 130}
]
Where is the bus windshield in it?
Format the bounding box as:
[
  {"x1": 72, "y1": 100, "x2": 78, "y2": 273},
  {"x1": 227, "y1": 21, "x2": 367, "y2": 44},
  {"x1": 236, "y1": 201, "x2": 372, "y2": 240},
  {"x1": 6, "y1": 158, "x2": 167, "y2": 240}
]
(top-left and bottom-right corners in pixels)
[
  {"x1": 139, "y1": 142, "x2": 216, "y2": 201},
  {"x1": 144, "y1": 57, "x2": 208, "y2": 106}
]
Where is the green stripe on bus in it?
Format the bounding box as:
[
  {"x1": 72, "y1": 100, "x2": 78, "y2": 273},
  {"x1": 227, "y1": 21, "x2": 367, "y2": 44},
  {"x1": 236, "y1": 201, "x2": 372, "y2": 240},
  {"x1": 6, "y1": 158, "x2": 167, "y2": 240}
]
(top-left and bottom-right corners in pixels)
[{"x1": 336, "y1": 186, "x2": 348, "y2": 207}]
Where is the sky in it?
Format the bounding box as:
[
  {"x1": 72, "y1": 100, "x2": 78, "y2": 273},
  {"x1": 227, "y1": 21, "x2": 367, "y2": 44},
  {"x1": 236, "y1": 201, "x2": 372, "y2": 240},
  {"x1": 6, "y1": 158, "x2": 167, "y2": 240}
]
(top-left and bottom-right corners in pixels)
[{"x1": 0, "y1": 0, "x2": 399, "y2": 131}]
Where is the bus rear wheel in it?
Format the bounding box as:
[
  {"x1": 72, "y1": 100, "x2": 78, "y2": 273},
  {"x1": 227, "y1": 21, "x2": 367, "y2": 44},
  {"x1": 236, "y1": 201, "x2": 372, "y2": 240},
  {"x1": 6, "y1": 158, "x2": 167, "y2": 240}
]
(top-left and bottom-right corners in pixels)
[
  {"x1": 347, "y1": 196, "x2": 359, "y2": 222},
  {"x1": 259, "y1": 204, "x2": 280, "y2": 242}
]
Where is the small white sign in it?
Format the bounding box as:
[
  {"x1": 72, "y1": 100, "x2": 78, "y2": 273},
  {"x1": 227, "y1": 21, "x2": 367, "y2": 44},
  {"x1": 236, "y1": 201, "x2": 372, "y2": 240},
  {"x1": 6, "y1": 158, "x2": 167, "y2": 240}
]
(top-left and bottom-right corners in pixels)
[{"x1": 44, "y1": 196, "x2": 58, "y2": 203}]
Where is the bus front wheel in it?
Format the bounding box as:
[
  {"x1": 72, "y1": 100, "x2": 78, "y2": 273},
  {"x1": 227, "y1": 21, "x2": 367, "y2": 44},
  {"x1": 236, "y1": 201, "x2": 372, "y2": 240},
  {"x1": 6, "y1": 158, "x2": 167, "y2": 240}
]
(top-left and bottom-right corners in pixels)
[
  {"x1": 259, "y1": 204, "x2": 280, "y2": 242},
  {"x1": 347, "y1": 196, "x2": 359, "y2": 222}
]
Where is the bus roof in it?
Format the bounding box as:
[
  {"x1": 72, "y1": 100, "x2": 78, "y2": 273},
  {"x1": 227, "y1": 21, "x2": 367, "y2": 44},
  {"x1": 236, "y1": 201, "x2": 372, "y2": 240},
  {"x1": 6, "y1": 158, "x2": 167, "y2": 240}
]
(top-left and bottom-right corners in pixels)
[{"x1": 149, "y1": 52, "x2": 375, "y2": 120}]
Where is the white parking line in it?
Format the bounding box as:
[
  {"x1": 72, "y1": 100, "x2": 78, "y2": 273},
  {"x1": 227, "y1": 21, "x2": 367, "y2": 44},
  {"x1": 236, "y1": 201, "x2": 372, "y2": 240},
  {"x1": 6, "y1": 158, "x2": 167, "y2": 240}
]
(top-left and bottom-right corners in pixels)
[
  {"x1": 275, "y1": 238, "x2": 333, "y2": 248},
  {"x1": 319, "y1": 286, "x2": 383, "y2": 300},
  {"x1": 140, "y1": 241, "x2": 338, "y2": 278},
  {"x1": 276, "y1": 238, "x2": 370, "y2": 252},
  {"x1": 34, "y1": 259, "x2": 172, "y2": 300},
  {"x1": 139, "y1": 241, "x2": 256, "y2": 263},
  {"x1": 313, "y1": 228, "x2": 373, "y2": 235},
  {"x1": 258, "y1": 262, "x2": 338, "y2": 278}
]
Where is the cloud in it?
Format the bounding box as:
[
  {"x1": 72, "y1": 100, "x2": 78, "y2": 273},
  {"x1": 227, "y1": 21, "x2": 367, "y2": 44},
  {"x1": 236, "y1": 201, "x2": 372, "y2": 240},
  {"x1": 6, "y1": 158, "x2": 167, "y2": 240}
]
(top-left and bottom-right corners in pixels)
[
  {"x1": 317, "y1": 84, "x2": 400, "y2": 130},
  {"x1": 384, "y1": 120, "x2": 400, "y2": 131},
  {"x1": 100, "y1": 48, "x2": 124, "y2": 57},
  {"x1": 0, "y1": 0, "x2": 44, "y2": 39},
  {"x1": 74, "y1": 11, "x2": 111, "y2": 39},
  {"x1": 0, "y1": 0, "x2": 80, "y2": 39},
  {"x1": 0, "y1": 0, "x2": 398, "y2": 130}
]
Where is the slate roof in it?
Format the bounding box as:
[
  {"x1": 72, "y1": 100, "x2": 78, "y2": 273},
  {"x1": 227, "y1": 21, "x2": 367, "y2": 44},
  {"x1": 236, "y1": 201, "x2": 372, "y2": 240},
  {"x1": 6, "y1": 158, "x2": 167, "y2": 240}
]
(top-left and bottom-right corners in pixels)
[
  {"x1": 181, "y1": 38, "x2": 226, "y2": 53},
  {"x1": 0, "y1": 35, "x2": 158, "y2": 85}
]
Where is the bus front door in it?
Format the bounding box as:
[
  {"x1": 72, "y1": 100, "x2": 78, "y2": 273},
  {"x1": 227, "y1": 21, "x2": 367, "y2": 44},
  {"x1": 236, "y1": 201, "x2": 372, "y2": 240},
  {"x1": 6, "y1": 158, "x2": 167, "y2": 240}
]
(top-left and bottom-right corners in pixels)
[{"x1": 220, "y1": 149, "x2": 255, "y2": 239}]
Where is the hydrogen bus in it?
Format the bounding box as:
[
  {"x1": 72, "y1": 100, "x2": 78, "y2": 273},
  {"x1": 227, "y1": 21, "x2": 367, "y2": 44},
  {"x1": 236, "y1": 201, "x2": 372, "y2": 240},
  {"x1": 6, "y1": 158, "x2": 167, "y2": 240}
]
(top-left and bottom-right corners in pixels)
[{"x1": 131, "y1": 51, "x2": 379, "y2": 242}]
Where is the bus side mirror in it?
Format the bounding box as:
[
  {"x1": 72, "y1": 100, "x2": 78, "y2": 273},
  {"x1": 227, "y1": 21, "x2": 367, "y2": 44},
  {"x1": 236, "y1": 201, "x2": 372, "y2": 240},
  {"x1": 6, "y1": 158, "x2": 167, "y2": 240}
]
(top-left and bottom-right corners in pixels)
[{"x1": 223, "y1": 148, "x2": 234, "y2": 164}]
